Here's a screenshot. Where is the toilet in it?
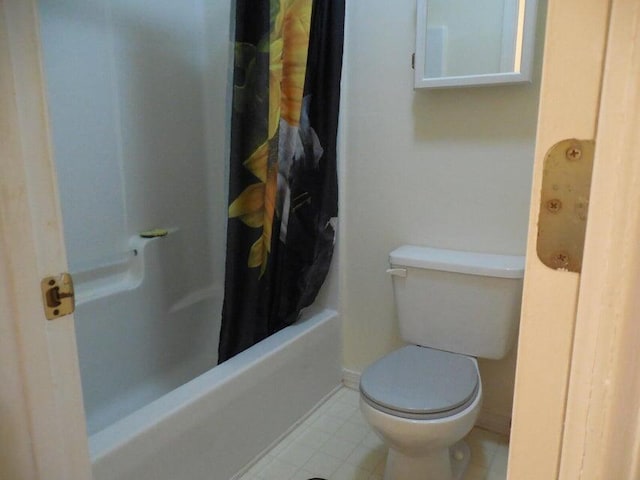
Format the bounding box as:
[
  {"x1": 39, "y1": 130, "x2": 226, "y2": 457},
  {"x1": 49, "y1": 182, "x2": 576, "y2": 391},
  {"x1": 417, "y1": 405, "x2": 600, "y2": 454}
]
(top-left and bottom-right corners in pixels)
[{"x1": 359, "y1": 245, "x2": 525, "y2": 480}]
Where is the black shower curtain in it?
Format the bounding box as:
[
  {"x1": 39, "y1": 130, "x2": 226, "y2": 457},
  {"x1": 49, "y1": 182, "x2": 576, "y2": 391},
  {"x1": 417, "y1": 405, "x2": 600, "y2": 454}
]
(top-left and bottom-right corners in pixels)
[{"x1": 218, "y1": 0, "x2": 345, "y2": 362}]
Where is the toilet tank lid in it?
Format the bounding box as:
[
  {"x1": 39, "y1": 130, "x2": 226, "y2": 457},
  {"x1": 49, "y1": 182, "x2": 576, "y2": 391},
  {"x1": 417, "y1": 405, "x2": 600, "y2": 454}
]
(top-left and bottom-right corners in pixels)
[{"x1": 389, "y1": 245, "x2": 525, "y2": 279}]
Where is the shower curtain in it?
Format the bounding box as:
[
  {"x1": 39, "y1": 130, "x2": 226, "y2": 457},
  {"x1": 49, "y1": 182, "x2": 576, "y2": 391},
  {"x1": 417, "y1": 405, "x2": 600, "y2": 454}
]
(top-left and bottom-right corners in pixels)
[{"x1": 219, "y1": 0, "x2": 345, "y2": 362}]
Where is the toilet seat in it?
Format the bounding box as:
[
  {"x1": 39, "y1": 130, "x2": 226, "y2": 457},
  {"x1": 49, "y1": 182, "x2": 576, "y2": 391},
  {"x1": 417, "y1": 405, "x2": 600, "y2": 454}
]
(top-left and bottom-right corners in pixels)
[{"x1": 360, "y1": 346, "x2": 479, "y2": 420}]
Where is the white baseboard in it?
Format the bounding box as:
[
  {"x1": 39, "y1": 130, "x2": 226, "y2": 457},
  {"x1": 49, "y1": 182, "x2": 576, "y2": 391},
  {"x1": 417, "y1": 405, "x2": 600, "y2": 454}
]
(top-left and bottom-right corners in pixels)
[
  {"x1": 342, "y1": 368, "x2": 511, "y2": 437},
  {"x1": 341, "y1": 368, "x2": 361, "y2": 390},
  {"x1": 476, "y1": 410, "x2": 512, "y2": 437}
]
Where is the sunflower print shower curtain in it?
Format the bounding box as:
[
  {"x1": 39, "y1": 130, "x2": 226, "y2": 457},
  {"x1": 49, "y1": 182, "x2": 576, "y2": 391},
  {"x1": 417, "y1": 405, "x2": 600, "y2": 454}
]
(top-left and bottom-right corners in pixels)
[{"x1": 218, "y1": 0, "x2": 344, "y2": 362}]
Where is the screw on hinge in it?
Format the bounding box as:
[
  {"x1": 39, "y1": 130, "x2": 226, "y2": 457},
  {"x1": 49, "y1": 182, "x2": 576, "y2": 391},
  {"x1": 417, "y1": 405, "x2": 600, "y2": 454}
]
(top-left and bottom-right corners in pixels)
[
  {"x1": 566, "y1": 146, "x2": 582, "y2": 160},
  {"x1": 551, "y1": 252, "x2": 570, "y2": 269},
  {"x1": 545, "y1": 198, "x2": 562, "y2": 213}
]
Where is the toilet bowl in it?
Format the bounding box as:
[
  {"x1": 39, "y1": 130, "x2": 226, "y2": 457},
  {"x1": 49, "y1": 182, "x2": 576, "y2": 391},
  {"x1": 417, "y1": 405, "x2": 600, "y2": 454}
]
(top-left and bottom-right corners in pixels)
[
  {"x1": 360, "y1": 345, "x2": 482, "y2": 480},
  {"x1": 359, "y1": 246, "x2": 525, "y2": 480}
]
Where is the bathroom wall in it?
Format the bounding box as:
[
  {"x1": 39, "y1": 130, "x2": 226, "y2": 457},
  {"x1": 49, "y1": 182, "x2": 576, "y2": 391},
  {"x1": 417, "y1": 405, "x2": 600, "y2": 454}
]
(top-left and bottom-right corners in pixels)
[{"x1": 341, "y1": 0, "x2": 546, "y2": 427}]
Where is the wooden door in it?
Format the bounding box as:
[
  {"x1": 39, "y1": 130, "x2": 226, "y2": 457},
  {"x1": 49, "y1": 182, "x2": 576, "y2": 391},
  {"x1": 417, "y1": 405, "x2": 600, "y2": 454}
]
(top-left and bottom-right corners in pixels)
[{"x1": 0, "y1": 1, "x2": 92, "y2": 479}]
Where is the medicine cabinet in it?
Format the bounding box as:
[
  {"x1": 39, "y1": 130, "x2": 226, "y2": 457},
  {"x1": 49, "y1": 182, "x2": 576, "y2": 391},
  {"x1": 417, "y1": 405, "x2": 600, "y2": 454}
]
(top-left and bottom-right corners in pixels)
[{"x1": 414, "y1": 0, "x2": 538, "y2": 88}]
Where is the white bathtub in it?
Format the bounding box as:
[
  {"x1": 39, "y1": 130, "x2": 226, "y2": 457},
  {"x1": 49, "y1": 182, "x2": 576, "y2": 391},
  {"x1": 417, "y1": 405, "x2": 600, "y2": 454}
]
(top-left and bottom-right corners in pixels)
[{"x1": 90, "y1": 308, "x2": 342, "y2": 480}]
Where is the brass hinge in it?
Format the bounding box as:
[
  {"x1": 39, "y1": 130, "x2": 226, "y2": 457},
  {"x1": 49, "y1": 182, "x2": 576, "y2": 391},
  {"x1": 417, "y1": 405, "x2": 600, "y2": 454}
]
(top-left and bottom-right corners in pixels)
[
  {"x1": 537, "y1": 139, "x2": 595, "y2": 273},
  {"x1": 41, "y1": 273, "x2": 75, "y2": 320}
]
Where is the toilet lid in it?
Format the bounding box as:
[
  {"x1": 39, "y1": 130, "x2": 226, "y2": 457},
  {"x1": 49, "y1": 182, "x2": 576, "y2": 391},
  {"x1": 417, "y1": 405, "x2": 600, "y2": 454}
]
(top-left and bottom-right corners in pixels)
[{"x1": 360, "y1": 346, "x2": 478, "y2": 417}]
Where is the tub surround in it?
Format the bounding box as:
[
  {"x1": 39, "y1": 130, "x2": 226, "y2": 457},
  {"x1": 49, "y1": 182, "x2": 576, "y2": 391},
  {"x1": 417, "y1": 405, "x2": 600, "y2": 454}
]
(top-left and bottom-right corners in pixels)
[{"x1": 37, "y1": 0, "x2": 232, "y2": 433}]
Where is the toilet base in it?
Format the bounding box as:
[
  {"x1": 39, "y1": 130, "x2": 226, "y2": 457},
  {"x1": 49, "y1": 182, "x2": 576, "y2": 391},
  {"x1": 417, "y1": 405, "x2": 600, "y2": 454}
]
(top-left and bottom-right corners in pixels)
[{"x1": 383, "y1": 440, "x2": 470, "y2": 480}]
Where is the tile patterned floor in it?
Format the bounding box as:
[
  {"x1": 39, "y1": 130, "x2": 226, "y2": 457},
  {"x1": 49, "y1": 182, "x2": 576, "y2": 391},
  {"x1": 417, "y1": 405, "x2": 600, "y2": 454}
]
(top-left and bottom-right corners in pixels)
[{"x1": 238, "y1": 387, "x2": 509, "y2": 480}]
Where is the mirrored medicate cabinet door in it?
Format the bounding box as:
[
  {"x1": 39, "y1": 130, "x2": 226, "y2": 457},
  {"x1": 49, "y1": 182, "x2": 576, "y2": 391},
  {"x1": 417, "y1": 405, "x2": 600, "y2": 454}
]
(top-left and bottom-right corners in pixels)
[{"x1": 414, "y1": 0, "x2": 538, "y2": 88}]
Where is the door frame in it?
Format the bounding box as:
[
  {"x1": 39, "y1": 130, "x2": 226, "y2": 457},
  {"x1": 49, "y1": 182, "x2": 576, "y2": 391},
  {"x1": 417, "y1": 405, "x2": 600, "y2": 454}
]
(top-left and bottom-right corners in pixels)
[
  {"x1": 507, "y1": 0, "x2": 611, "y2": 477},
  {"x1": 557, "y1": 0, "x2": 640, "y2": 477},
  {"x1": 510, "y1": 0, "x2": 640, "y2": 478}
]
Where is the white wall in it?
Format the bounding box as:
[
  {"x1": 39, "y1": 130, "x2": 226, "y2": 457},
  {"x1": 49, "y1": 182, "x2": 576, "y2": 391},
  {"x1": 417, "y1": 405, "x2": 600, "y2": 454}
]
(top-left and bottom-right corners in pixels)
[{"x1": 341, "y1": 0, "x2": 546, "y2": 426}]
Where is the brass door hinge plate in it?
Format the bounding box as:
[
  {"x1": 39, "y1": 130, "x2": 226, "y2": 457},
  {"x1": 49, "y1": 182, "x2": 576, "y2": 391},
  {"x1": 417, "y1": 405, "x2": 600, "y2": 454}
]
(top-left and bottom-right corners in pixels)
[
  {"x1": 537, "y1": 139, "x2": 595, "y2": 272},
  {"x1": 41, "y1": 273, "x2": 75, "y2": 320}
]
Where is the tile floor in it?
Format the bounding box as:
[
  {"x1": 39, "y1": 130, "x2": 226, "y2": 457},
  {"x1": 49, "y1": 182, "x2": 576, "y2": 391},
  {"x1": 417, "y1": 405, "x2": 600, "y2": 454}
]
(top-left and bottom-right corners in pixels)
[{"x1": 238, "y1": 387, "x2": 509, "y2": 480}]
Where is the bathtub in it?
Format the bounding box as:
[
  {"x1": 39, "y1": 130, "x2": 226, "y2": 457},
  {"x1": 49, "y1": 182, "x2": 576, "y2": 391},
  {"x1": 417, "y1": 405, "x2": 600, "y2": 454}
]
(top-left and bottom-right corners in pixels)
[
  {"x1": 89, "y1": 308, "x2": 342, "y2": 480},
  {"x1": 71, "y1": 232, "x2": 341, "y2": 480}
]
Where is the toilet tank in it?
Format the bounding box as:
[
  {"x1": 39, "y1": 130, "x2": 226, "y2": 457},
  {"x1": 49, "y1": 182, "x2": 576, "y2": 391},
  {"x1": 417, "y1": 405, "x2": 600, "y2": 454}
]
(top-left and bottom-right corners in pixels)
[{"x1": 389, "y1": 246, "x2": 525, "y2": 360}]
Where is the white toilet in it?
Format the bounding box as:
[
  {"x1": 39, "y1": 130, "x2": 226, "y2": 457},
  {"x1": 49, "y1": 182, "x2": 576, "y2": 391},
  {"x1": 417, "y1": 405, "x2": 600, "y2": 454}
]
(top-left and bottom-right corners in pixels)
[{"x1": 359, "y1": 245, "x2": 525, "y2": 480}]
